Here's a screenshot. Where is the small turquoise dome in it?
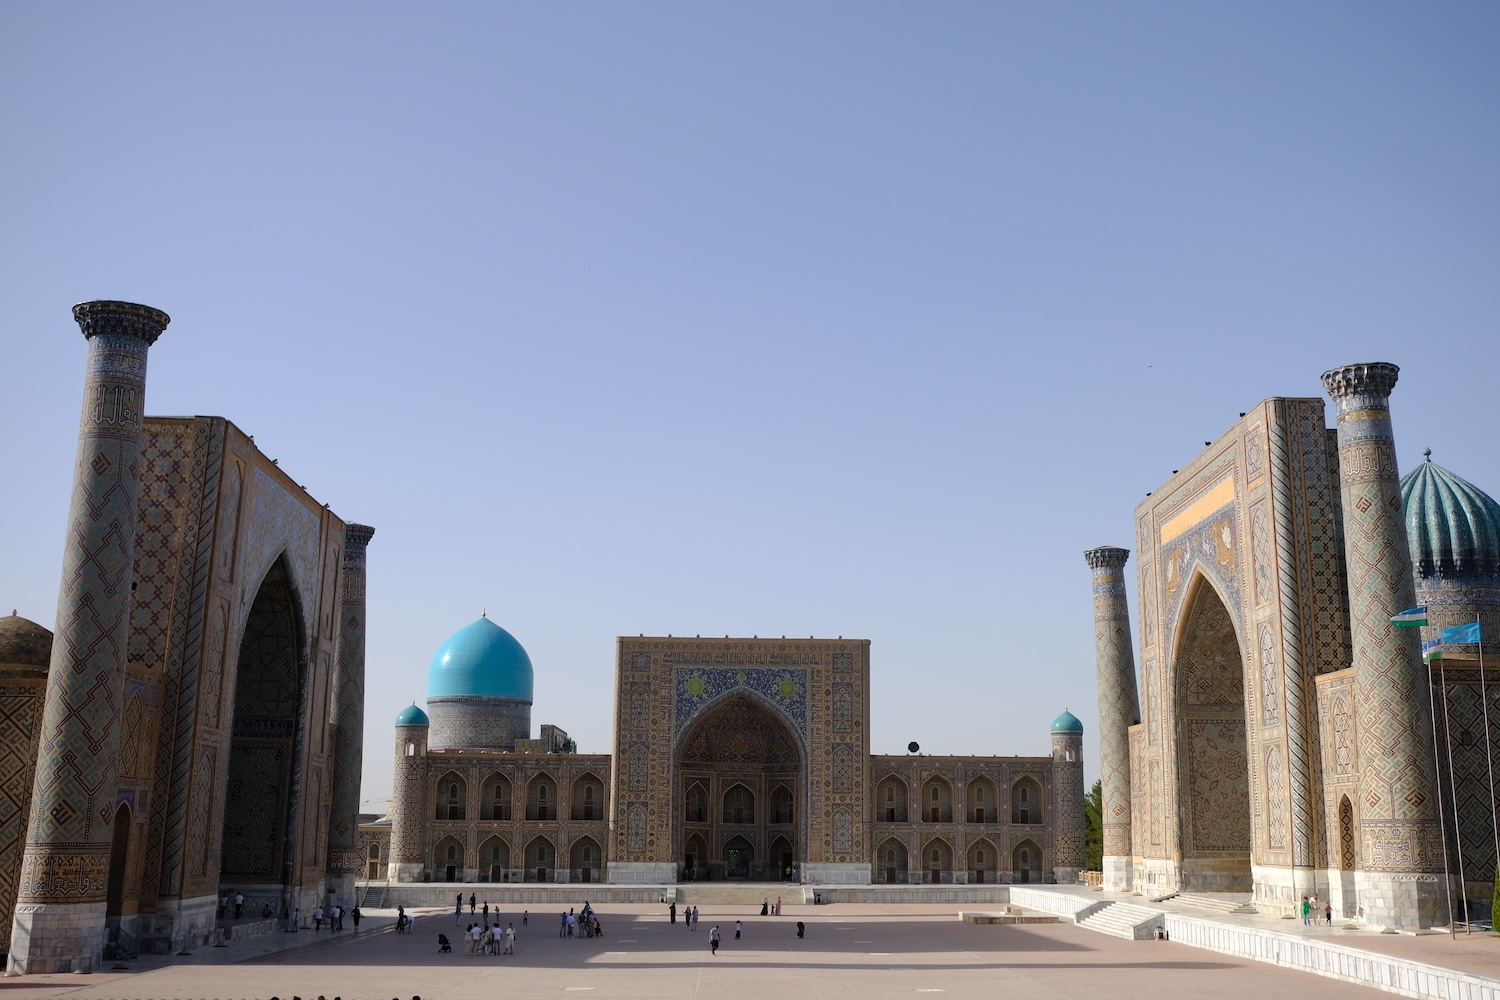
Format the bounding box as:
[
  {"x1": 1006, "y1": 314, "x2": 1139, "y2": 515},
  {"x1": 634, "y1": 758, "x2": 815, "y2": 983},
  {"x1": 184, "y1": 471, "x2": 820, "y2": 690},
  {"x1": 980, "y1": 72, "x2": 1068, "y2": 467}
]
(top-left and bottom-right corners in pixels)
[
  {"x1": 396, "y1": 703, "x2": 429, "y2": 726},
  {"x1": 1401, "y1": 453, "x2": 1500, "y2": 581},
  {"x1": 426, "y1": 615, "x2": 534, "y2": 701},
  {"x1": 1051, "y1": 709, "x2": 1084, "y2": 734}
]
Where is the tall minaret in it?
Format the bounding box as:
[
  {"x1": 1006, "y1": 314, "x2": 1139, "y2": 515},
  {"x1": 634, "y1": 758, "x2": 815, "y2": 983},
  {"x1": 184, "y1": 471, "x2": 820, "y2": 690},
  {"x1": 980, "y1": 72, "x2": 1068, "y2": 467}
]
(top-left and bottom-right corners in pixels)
[
  {"x1": 1085, "y1": 546, "x2": 1140, "y2": 892},
  {"x1": 1321, "y1": 362, "x2": 1445, "y2": 930},
  {"x1": 326, "y1": 523, "x2": 375, "y2": 904},
  {"x1": 9, "y1": 301, "x2": 169, "y2": 975}
]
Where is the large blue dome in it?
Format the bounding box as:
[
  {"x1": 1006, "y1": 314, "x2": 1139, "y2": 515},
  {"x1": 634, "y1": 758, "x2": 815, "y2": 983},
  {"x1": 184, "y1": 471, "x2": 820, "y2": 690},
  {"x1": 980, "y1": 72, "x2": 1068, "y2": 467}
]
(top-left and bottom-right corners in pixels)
[{"x1": 426, "y1": 615, "x2": 534, "y2": 700}]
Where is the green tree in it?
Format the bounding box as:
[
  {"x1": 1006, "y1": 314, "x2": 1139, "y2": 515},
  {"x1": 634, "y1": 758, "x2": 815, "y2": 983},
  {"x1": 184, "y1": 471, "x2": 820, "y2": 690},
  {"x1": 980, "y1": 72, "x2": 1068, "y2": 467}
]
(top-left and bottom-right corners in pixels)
[{"x1": 1084, "y1": 779, "x2": 1103, "y2": 872}]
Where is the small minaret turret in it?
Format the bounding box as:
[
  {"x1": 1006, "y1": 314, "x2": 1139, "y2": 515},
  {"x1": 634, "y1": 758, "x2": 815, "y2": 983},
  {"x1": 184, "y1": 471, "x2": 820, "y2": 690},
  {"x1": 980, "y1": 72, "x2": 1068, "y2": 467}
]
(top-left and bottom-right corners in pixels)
[
  {"x1": 1050, "y1": 710, "x2": 1086, "y2": 883},
  {"x1": 388, "y1": 704, "x2": 430, "y2": 883}
]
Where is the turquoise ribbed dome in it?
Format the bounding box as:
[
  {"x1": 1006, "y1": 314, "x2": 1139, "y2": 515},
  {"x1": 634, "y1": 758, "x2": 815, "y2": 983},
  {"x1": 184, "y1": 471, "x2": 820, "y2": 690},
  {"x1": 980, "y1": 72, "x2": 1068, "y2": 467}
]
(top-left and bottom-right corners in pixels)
[
  {"x1": 426, "y1": 615, "x2": 534, "y2": 700},
  {"x1": 1400, "y1": 453, "x2": 1500, "y2": 581},
  {"x1": 396, "y1": 703, "x2": 429, "y2": 726},
  {"x1": 1051, "y1": 709, "x2": 1083, "y2": 734}
]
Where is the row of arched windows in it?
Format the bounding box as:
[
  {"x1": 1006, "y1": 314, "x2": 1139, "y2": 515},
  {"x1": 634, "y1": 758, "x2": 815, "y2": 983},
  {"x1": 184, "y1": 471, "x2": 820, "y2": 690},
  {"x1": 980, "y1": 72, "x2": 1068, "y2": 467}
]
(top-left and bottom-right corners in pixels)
[
  {"x1": 432, "y1": 772, "x2": 606, "y2": 822},
  {"x1": 876, "y1": 836, "x2": 1045, "y2": 883},
  {"x1": 874, "y1": 775, "x2": 1043, "y2": 824},
  {"x1": 428, "y1": 833, "x2": 603, "y2": 883},
  {"x1": 682, "y1": 783, "x2": 794, "y2": 825}
]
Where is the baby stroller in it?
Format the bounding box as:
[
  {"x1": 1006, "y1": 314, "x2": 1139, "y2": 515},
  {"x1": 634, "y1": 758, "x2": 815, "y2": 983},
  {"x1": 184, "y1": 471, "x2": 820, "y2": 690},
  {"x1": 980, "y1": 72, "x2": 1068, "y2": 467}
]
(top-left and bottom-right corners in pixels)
[{"x1": 438, "y1": 933, "x2": 452, "y2": 953}]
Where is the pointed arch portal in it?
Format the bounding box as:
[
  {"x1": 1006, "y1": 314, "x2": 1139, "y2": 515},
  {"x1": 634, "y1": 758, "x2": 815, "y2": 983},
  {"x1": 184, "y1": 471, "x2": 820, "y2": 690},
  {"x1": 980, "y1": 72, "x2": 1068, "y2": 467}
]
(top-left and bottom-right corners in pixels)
[{"x1": 676, "y1": 694, "x2": 803, "y2": 880}]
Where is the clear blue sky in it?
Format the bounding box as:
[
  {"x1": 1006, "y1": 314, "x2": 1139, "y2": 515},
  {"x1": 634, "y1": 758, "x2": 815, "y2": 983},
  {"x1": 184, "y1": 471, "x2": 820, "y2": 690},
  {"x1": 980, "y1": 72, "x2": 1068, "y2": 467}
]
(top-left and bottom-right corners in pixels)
[{"x1": 3, "y1": 3, "x2": 1497, "y2": 809}]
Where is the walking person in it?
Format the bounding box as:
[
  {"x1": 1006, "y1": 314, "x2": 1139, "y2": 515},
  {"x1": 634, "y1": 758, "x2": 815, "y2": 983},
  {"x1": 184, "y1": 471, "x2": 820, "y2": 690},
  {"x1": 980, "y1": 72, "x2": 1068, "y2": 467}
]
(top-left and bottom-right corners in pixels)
[
  {"x1": 1325, "y1": 901, "x2": 1333, "y2": 926},
  {"x1": 470, "y1": 892, "x2": 477, "y2": 914},
  {"x1": 505, "y1": 922, "x2": 516, "y2": 954},
  {"x1": 1300, "y1": 897, "x2": 1311, "y2": 926},
  {"x1": 353, "y1": 906, "x2": 362, "y2": 931},
  {"x1": 523, "y1": 910, "x2": 528, "y2": 927},
  {"x1": 560, "y1": 911, "x2": 568, "y2": 938},
  {"x1": 293, "y1": 906, "x2": 301, "y2": 933},
  {"x1": 234, "y1": 892, "x2": 245, "y2": 919},
  {"x1": 735, "y1": 919, "x2": 742, "y2": 940},
  {"x1": 670, "y1": 901, "x2": 677, "y2": 924},
  {"x1": 710, "y1": 924, "x2": 721, "y2": 955},
  {"x1": 796, "y1": 921, "x2": 805, "y2": 939},
  {"x1": 314, "y1": 904, "x2": 324, "y2": 931},
  {"x1": 761, "y1": 896, "x2": 769, "y2": 916},
  {"x1": 482, "y1": 902, "x2": 489, "y2": 923},
  {"x1": 456, "y1": 897, "x2": 463, "y2": 925}
]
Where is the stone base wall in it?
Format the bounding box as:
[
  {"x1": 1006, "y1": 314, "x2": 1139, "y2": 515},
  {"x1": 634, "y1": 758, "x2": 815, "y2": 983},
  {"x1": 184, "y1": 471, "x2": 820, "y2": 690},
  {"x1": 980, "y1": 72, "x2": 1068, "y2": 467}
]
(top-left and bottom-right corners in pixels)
[
  {"x1": 1103, "y1": 855, "x2": 1133, "y2": 892},
  {"x1": 8, "y1": 900, "x2": 109, "y2": 974},
  {"x1": 390, "y1": 862, "x2": 425, "y2": 883},
  {"x1": 607, "y1": 862, "x2": 678, "y2": 884},
  {"x1": 1180, "y1": 856, "x2": 1252, "y2": 893},
  {"x1": 1357, "y1": 872, "x2": 1453, "y2": 931},
  {"x1": 1133, "y1": 856, "x2": 1176, "y2": 896},
  {"x1": 1250, "y1": 864, "x2": 1321, "y2": 916},
  {"x1": 801, "y1": 863, "x2": 869, "y2": 885}
]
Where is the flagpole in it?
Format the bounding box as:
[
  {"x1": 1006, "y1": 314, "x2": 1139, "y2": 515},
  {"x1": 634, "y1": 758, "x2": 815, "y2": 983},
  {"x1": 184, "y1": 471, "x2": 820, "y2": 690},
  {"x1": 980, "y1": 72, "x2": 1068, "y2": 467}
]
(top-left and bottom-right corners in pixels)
[
  {"x1": 1425, "y1": 641, "x2": 1457, "y2": 940},
  {"x1": 1475, "y1": 615, "x2": 1499, "y2": 921},
  {"x1": 1438, "y1": 654, "x2": 1469, "y2": 933}
]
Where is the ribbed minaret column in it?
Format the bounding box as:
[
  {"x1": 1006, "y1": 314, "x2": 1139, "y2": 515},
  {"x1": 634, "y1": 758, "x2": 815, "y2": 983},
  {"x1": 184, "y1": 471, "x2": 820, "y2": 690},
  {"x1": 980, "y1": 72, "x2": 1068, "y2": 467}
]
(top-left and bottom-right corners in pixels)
[
  {"x1": 9, "y1": 301, "x2": 169, "y2": 975},
  {"x1": 326, "y1": 523, "x2": 374, "y2": 905},
  {"x1": 1085, "y1": 546, "x2": 1140, "y2": 892},
  {"x1": 1321, "y1": 362, "x2": 1445, "y2": 930}
]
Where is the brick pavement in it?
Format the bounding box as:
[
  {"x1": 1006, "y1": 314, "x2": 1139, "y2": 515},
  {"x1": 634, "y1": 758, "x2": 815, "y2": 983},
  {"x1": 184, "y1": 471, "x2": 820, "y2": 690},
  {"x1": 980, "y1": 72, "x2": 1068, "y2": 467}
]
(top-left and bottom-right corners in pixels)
[{"x1": 0, "y1": 903, "x2": 1391, "y2": 1000}]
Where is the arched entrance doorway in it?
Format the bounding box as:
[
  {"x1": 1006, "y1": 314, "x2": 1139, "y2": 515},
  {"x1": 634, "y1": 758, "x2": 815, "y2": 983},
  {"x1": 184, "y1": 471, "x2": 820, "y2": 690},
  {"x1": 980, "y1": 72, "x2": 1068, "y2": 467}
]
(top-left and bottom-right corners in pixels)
[
  {"x1": 220, "y1": 558, "x2": 305, "y2": 904},
  {"x1": 1174, "y1": 580, "x2": 1252, "y2": 891},
  {"x1": 106, "y1": 802, "x2": 132, "y2": 919},
  {"x1": 677, "y1": 694, "x2": 803, "y2": 880}
]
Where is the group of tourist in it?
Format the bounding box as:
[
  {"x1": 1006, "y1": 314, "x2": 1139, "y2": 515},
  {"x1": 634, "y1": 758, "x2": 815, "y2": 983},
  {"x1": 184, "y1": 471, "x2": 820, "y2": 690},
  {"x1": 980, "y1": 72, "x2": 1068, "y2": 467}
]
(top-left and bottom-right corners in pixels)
[
  {"x1": 1301, "y1": 895, "x2": 1334, "y2": 927},
  {"x1": 558, "y1": 901, "x2": 603, "y2": 938},
  {"x1": 454, "y1": 920, "x2": 518, "y2": 954}
]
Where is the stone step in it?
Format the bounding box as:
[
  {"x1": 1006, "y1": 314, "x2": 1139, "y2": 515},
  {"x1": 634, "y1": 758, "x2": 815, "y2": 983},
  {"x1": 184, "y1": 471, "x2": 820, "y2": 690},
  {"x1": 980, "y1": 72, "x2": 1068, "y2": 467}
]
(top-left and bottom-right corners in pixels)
[
  {"x1": 675, "y1": 884, "x2": 805, "y2": 906},
  {"x1": 1173, "y1": 892, "x2": 1258, "y2": 915},
  {"x1": 1076, "y1": 902, "x2": 1164, "y2": 940}
]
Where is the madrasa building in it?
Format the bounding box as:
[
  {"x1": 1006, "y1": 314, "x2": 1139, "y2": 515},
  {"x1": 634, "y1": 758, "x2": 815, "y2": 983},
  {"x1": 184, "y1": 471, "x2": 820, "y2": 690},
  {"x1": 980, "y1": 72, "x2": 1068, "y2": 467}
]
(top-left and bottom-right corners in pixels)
[
  {"x1": 369, "y1": 624, "x2": 1087, "y2": 893},
  {"x1": 0, "y1": 302, "x2": 373, "y2": 974},
  {"x1": 1087, "y1": 360, "x2": 1500, "y2": 931}
]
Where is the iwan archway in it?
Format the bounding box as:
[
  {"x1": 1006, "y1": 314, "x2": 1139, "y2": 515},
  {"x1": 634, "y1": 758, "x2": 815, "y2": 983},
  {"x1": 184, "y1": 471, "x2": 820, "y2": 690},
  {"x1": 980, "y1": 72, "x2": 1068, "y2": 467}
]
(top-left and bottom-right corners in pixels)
[
  {"x1": 1174, "y1": 577, "x2": 1252, "y2": 892},
  {"x1": 219, "y1": 558, "x2": 306, "y2": 908},
  {"x1": 676, "y1": 694, "x2": 804, "y2": 880}
]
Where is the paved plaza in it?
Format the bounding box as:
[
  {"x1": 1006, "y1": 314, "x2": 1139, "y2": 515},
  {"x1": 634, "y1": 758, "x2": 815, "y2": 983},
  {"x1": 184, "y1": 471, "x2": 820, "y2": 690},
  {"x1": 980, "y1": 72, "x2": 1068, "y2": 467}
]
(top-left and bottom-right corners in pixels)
[{"x1": 0, "y1": 902, "x2": 1400, "y2": 1000}]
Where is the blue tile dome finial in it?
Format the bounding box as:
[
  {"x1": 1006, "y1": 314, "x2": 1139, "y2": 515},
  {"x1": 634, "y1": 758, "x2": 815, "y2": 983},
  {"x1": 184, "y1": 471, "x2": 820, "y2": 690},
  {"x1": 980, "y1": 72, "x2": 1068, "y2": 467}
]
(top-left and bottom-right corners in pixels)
[
  {"x1": 396, "y1": 702, "x2": 429, "y2": 726},
  {"x1": 1051, "y1": 708, "x2": 1084, "y2": 734}
]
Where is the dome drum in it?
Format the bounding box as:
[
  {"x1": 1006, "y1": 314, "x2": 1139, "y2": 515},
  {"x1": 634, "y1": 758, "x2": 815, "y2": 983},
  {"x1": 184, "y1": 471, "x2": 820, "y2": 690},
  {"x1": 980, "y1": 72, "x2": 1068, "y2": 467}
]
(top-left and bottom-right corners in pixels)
[{"x1": 426, "y1": 696, "x2": 532, "y2": 751}]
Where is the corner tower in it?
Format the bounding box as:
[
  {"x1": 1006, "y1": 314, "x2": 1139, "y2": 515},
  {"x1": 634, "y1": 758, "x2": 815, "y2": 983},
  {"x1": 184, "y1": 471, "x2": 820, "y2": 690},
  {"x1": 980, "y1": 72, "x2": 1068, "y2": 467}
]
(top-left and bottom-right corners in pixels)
[
  {"x1": 1050, "y1": 710, "x2": 1086, "y2": 883},
  {"x1": 388, "y1": 704, "x2": 430, "y2": 883}
]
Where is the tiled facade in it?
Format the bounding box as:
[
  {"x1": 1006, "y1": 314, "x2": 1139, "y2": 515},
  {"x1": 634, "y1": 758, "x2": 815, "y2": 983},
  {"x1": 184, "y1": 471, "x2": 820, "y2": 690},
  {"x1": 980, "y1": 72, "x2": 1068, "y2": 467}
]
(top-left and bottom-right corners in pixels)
[
  {"x1": 387, "y1": 636, "x2": 1085, "y2": 886},
  {"x1": 1104, "y1": 363, "x2": 1490, "y2": 931},
  {"x1": 5, "y1": 303, "x2": 366, "y2": 973}
]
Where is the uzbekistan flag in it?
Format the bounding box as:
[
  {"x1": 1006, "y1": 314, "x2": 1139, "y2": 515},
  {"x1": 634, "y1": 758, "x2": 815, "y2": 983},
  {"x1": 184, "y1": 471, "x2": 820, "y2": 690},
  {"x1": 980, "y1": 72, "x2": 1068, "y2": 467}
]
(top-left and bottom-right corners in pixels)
[
  {"x1": 1391, "y1": 607, "x2": 1429, "y2": 628},
  {"x1": 1441, "y1": 622, "x2": 1483, "y2": 644},
  {"x1": 1422, "y1": 637, "x2": 1443, "y2": 664}
]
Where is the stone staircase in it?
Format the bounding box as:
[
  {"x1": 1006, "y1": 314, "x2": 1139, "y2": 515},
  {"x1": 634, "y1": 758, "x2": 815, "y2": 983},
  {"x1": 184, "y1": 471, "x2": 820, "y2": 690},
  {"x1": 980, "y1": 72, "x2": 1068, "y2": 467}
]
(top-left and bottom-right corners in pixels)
[
  {"x1": 358, "y1": 883, "x2": 388, "y2": 909},
  {"x1": 1173, "y1": 892, "x2": 1257, "y2": 915},
  {"x1": 1075, "y1": 901, "x2": 1164, "y2": 940},
  {"x1": 675, "y1": 883, "x2": 804, "y2": 906}
]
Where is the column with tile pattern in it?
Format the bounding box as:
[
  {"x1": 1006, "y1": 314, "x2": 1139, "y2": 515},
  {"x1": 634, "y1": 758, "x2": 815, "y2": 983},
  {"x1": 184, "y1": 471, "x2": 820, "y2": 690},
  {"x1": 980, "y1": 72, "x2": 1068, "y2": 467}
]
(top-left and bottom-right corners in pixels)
[
  {"x1": 9, "y1": 302, "x2": 169, "y2": 974},
  {"x1": 1085, "y1": 546, "x2": 1140, "y2": 891},
  {"x1": 326, "y1": 524, "x2": 374, "y2": 902},
  {"x1": 1321, "y1": 362, "x2": 1445, "y2": 930}
]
